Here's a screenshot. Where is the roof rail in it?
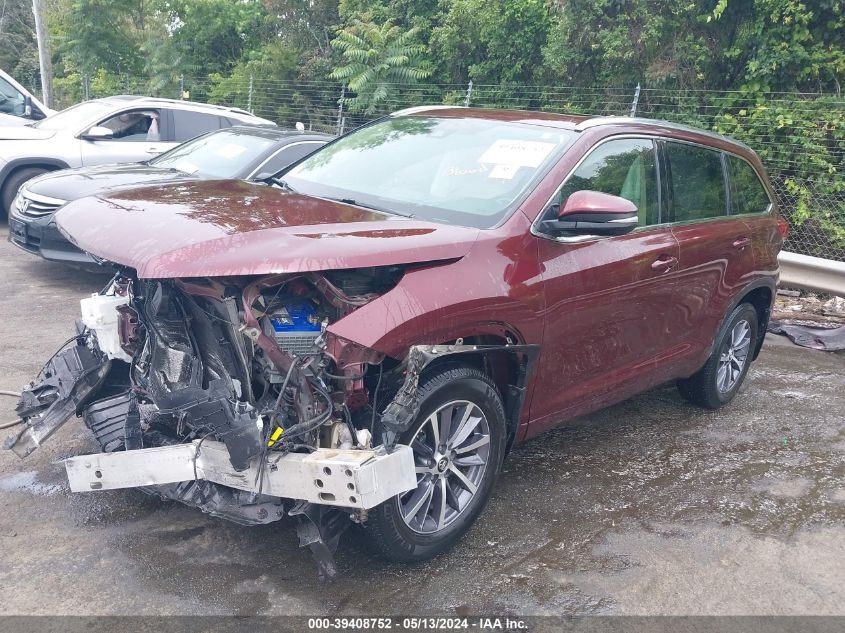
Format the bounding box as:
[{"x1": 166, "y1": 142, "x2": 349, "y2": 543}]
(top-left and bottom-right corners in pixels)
[
  {"x1": 119, "y1": 96, "x2": 255, "y2": 115},
  {"x1": 574, "y1": 116, "x2": 752, "y2": 150},
  {"x1": 390, "y1": 105, "x2": 463, "y2": 117}
]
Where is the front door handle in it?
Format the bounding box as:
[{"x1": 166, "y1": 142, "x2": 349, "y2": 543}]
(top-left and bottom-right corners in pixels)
[
  {"x1": 651, "y1": 255, "x2": 678, "y2": 273},
  {"x1": 732, "y1": 236, "x2": 751, "y2": 249},
  {"x1": 145, "y1": 147, "x2": 161, "y2": 154}
]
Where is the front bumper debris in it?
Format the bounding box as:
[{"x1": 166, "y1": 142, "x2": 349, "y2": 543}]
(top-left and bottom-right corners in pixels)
[
  {"x1": 4, "y1": 274, "x2": 424, "y2": 579},
  {"x1": 65, "y1": 440, "x2": 416, "y2": 509},
  {"x1": 5, "y1": 342, "x2": 111, "y2": 458}
]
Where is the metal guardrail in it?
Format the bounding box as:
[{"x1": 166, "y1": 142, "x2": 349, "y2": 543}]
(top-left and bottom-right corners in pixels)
[{"x1": 778, "y1": 251, "x2": 845, "y2": 296}]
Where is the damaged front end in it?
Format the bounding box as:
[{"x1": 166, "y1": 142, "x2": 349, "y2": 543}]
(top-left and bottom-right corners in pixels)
[{"x1": 5, "y1": 268, "x2": 417, "y2": 579}]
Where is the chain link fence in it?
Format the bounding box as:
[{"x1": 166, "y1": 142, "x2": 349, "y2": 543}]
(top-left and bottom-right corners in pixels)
[{"x1": 50, "y1": 76, "x2": 845, "y2": 262}]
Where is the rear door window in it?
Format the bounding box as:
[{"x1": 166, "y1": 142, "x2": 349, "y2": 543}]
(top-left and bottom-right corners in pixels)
[
  {"x1": 552, "y1": 138, "x2": 660, "y2": 226},
  {"x1": 728, "y1": 155, "x2": 771, "y2": 215},
  {"x1": 170, "y1": 110, "x2": 223, "y2": 142},
  {"x1": 665, "y1": 141, "x2": 727, "y2": 222}
]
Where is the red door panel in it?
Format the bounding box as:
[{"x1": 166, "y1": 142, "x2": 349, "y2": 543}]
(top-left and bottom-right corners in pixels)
[
  {"x1": 529, "y1": 227, "x2": 683, "y2": 436},
  {"x1": 669, "y1": 219, "x2": 756, "y2": 371}
]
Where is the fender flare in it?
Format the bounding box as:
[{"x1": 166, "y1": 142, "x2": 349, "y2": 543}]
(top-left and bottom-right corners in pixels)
[
  {"x1": 706, "y1": 277, "x2": 777, "y2": 362},
  {"x1": 0, "y1": 157, "x2": 71, "y2": 193},
  {"x1": 378, "y1": 343, "x2": 540, "y2": 453}
]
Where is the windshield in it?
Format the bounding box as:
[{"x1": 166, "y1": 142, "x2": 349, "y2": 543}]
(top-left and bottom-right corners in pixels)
[
  {"x1": 151, "y1": 128, "x2": 280, "y2": 178},
  {"x1": 284, "y1": 116, "x2": 577, "y2": 228},
  {"x1": 33, "y1": 101, "x2": 113, "y2": 131}
]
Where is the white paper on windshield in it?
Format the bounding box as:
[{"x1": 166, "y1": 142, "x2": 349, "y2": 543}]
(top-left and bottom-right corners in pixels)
[
  {"x1": 215, "y1": 143, "x2": 249, "y2": 160},
  {"x1": 488, "y1": 164, "x2": 519, "y2": 179},
  {"x1": 172, "y1": 160, "x2": 199, "y2": 174},
  {"x1": 479, "y1": 139, "x2": 556, "y2": 168}
]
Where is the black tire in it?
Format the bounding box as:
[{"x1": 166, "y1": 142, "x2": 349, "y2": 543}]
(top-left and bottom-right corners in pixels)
[
  {"x1": 361, "y1": 364, "x2": 506, "y2": 562},
  {"x1": 677, "y1": 302, "x2": 758, "y2": 409},
  {"x1": 2, "y1": 167, "x2": 47, "y2": 218}
]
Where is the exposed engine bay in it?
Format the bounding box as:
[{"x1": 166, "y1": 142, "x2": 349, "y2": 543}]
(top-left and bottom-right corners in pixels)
[{"x1": 4, "y1": 267, "x2": 417, "y2": 579}]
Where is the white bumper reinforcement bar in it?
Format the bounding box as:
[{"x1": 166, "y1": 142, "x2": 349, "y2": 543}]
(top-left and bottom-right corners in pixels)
[{"x1": 65, "y1": 441, "x2": 417, "y2": 509}]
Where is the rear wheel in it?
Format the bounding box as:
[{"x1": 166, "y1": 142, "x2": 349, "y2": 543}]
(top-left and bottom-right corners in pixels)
[
  {"x1": 677, "y1": 302, "x2": 758, "y2": 409},
  {"x1": 362, "y1": 364, "x2": 506, "y2": 562},
  {"x1": 2, "y1": 167, "x2": 47, "y2": 218}
]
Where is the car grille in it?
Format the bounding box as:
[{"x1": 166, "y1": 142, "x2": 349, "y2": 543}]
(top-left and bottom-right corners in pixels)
[{"x1": 16, "y1": 190, "x2": 65, "y2": 218}]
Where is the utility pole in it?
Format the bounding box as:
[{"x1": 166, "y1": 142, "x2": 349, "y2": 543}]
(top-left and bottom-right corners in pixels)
[{"x1": 31, "y1": 0, "x2": 53, "y2": 108}]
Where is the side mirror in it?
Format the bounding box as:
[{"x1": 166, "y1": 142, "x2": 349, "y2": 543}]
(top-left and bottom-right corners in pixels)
[
  {"x1": 23, "y1": 96, "x2": 32, "y2": 118},
  {"x1": 81, "y1": 126, "x2": 114, "y2": 140},
  {"x1": 542, "y1": 190, "x2": 638, "y2": 237}
]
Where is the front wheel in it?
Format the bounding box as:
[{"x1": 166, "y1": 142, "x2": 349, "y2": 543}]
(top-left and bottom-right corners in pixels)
[
  {"x1": 362, "y1": 364, "x2": 506, "y2": 562},
  {"x1": 2, "y1": 167, "x2": 47, "y2": 218},
  {"x1": 677, "y1": 302, "x2": 758, "y2": 409}
]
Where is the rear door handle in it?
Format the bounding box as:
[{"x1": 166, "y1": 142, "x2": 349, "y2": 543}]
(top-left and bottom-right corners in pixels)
[
  {"x1": 651, "y1": 255, "x2": 678, "y2": 273},
  {"x1": 733, "y1": 236, "x2": 751, "y2": 249}
]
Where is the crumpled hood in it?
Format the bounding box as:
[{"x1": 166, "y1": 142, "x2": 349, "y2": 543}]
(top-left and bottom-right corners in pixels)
[
  {"x1": 0, "y1": 125, "x2": 55, "y2": 140},
  {"x1": 55, "y1": 179, "x2": 480, "y2": 278},
  {"x1": 26, "y1": 163, "x2": 202, "y2": 202}
]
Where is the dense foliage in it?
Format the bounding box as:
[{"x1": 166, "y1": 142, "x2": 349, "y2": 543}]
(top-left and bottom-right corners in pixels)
[
  {"x1": 0, "y1": 0, "x2": 836, "y2": 104},
  {"x1": 0, "y1": 0, "x2": 843, "y2": 256}
]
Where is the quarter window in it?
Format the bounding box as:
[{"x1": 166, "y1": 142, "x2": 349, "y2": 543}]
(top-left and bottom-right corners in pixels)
[
  {"x1": 552, "y1": 138, "x2": 660, "y2": 226},
  {"x1": 665, "y1": 141, "x2": 727, "y2": 222},
  {"x1": 728, "y1": 155, "x2": 771, "y2": 215}
]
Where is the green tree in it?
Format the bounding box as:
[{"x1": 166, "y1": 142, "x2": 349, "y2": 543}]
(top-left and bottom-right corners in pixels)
[
  {"x1": 0, "y1": 0, "x2": 39, "y2": 91},
  {"x1": 55, "y1": 0, "x2": 145, "y2": 79},
  {"x1": 262, "y1": 0, "x2": 341, "y2": 81},
  {"x1": 543, "y1": 0, "x2": 715, "y2": 90},
  {"x1": 330, "y1": 19, "x2": 431, "y2": 113},
  {"x1": 162, "y1": 0, "x2": 270, "y2": 78},
  {"x1": 712, "y1": 0, "x2": 845, "y2": 93},
  {"x1": 432, "y1": 0, "x2": 551, "y2": 85}
]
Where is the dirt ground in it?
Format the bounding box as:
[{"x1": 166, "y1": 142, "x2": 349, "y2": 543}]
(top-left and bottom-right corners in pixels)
[{"x1": 0, "y1": 225, "x2": 843, "y2": 616}]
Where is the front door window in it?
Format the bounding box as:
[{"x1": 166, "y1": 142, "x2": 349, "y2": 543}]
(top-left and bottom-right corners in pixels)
[
  {"x1": 547, "y1": 138, "x2": 660, "y2": 227},
  {"x1": 97, "y1": 110, "x2": 162, "y2": 141}
]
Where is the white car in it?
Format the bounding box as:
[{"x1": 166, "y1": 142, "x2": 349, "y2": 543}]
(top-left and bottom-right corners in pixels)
[
  {"x1": 0, "y1": 68, "x2": 56, "y2": 126},
  {"x1": 0, "y1": 95, "x2": 275, "y2": 216}
]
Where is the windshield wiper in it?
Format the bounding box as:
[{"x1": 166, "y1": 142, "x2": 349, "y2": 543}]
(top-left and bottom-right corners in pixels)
[
  {"x1": 265, "y1": 176, "x2": 297, "y2": 192},
  {"x1": 327, "y1": 196, "x2": 415, "y2": 219}
]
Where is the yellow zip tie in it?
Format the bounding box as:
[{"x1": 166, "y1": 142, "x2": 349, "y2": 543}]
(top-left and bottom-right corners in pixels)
[{"x1": 267, "y1": 426, "x2": 284, "y2": 447}]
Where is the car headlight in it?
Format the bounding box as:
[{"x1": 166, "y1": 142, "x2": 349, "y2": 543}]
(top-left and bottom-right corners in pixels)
[{"x1": 13, "y1": 191, "x2": 24, "y2": 214}]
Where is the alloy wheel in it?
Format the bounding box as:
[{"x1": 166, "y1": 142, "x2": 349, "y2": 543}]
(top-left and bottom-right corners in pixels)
[
  {"x1": 398, "y1": 400, "x2": 491, "y2": 534},
  {"x1": 716, "y1": 319, "x2": 751, "y2": 393}
]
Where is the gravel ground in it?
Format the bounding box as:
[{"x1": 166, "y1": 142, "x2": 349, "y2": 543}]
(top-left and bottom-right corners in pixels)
[{"x1": 0, "y1": 223, "x2": 843, "y2": 616}]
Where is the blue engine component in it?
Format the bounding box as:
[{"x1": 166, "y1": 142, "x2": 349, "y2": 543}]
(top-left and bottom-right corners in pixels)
[{"x1": 269, "y1": 300, "x2": 321, "y2": 333}]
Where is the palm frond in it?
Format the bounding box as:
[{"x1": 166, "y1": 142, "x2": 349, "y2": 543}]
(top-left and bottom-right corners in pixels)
[{"x1": 329, "y1": 19, "x2": 432, "y2": 110}]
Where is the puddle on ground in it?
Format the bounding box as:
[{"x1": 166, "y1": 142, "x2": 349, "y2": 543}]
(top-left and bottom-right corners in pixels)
[
  {"x1": 0, "y1": 470, "x2": 62, "y2": 496},
  {"x1": 752, "y1": 476, "x2": 815, "y2": 498}
]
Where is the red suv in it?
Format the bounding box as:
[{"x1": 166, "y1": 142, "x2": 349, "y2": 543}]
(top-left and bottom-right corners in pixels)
[{"x1": 7, "y1": 108, "x2": 784, "y2": 576}]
